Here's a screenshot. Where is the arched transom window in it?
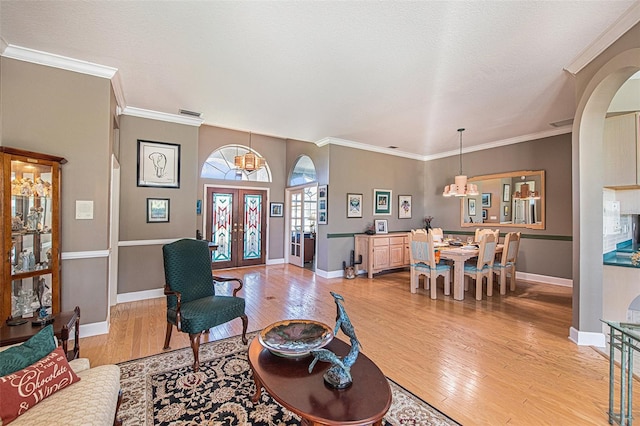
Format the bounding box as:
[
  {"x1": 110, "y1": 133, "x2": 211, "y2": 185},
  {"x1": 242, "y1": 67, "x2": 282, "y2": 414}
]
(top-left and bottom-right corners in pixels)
[
  {"x1": 289, "y1": 155, "x2": 317, "y2": 186},
  {"x1": 201, "y1": 144, "x2": 272, "y2": 182}
]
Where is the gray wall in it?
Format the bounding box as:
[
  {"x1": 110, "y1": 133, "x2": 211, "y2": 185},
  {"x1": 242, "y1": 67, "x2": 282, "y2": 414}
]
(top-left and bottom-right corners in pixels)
[
  {"x1": 426, "y1": 133, "x2": 573, "y2": 279},
  {"x1": 117, "y1": 115, "x2": 199, "y2": 294},
  {"x1": 1, "y1": 57, "x2": 113, "y2": 323},
  {"x1": 325, "y1": 145, "x2": 426, "y2": 272}
]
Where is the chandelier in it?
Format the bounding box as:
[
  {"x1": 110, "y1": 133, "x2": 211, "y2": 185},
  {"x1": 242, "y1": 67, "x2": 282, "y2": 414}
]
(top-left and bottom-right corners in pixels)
[
  {"x1": 442, "y1": 128, "x2": 479, "y2": 197},
  {"x1": 234, "y1": 132, "x2": 265, "y2": 171}
]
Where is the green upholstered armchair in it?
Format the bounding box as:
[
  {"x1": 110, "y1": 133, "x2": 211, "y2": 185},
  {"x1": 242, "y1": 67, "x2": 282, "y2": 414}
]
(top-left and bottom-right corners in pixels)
[{"x1": 162, "y1": 238, "x2": 248, "y2": 372}]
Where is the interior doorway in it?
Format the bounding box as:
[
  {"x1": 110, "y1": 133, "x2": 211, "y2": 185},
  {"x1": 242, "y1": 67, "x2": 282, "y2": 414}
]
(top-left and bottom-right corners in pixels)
[
  {"x1": 287, "y1": 185, "x2": 317, "y2": 269},
  {"x1": 206, "y1": 187, "x2": 267, "y2": 269}
]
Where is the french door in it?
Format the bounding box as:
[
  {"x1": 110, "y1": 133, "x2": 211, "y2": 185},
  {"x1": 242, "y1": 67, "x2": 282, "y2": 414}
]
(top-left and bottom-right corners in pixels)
[
  {"x1": 206, "y1": 187, "x2": 267, "y2": 269},
  {"x1": 288, "y1": 185, "x2": 317, "y2": 267}
]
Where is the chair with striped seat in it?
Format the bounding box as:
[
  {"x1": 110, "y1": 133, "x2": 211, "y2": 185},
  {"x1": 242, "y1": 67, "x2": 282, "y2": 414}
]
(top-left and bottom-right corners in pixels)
[
  {"x1": 464, "y1": 232, "x2": 498, "y2": 300},
  {"x1": 409, "y1": 229, "x2": 451, "y2": 299},
  {"x1": 492, "y1": 231, "x2": 521, "y2": 294}
]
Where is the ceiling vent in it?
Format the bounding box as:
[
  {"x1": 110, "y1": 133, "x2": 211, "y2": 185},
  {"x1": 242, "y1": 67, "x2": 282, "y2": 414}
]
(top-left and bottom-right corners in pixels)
[
  {"x1": 550, "y1": 118, "x2": 573, "y2": 127},
  {"x1": 179, "y1": 109, "x2": 202, "y2": 118}
]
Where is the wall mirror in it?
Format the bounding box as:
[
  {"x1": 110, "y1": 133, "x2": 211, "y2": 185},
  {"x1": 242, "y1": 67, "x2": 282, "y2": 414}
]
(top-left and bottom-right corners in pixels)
[{"x1": 460, "y1": 170, "x2": 545, "y2": 230}]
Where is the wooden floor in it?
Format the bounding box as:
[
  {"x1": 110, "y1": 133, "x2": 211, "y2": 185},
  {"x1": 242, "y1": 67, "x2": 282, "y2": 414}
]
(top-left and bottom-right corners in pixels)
[{"x1": 81, "y1": 265, "x2": 637, "y2": 425}]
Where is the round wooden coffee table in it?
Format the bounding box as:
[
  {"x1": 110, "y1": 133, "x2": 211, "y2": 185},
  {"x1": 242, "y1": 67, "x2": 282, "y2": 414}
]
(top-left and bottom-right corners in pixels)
[{"x1": 248, "y1": 336, "x2": 392, "y2": 426}]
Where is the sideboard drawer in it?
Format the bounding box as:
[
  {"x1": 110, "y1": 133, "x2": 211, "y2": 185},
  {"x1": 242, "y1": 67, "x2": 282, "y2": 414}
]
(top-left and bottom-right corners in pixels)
[{"x1": 373, "y1": 237, "x2": 390, "y2": 247}]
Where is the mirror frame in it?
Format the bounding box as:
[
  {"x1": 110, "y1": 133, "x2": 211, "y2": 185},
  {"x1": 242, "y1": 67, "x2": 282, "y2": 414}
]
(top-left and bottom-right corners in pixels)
[{"x1": 460, "y1": 170, "x2": 545, "y2": 230}]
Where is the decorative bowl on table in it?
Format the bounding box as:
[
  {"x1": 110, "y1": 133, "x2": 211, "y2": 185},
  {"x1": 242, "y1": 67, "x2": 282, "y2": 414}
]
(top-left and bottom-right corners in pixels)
[{"x1": 259, "y1": 319, "x2": 334, "y2": 358}]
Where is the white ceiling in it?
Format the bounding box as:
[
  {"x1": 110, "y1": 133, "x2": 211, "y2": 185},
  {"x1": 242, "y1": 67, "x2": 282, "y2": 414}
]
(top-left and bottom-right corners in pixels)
[{"x1": 0, "y1": 1, "x2": 638, "y2": 158}]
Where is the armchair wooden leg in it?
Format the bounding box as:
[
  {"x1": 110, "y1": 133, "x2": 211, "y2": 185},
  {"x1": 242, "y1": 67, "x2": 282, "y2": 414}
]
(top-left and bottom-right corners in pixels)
[
  {"x1": 240, "y1": 314, "x2": 248, "y2": 345},
  {"x1": 163, "y1": 322, "x2": 173, "y2": 350},
  {"x1": 189, "y1": 332, "x2": 202, "y2": 372}
]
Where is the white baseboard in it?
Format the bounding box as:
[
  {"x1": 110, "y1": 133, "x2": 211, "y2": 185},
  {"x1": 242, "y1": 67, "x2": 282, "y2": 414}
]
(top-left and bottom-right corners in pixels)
[
  {"x1": 315, "y1": 269, "x2": 345, "y2": 279},
  {"x1": 516, "y1": 271, "x2": 573, "y2": 287},
  {"x1": 117, "y1": 288, "x2": 164, "y2": 303},
  {"x1": 569, "y1": 326, "x2": 606, "y2": 348},
  {"x1": 79, "y1": 320, "x2": 109, "y2": 338},
  {"x1": 266, "y1": 258, "x2": 285, "y2": 265}
]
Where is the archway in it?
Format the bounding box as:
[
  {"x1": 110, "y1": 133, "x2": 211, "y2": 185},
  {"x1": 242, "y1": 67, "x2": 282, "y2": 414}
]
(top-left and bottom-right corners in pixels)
[{"x1": 571, "y1": 47, "x2": 640, "y2": 345}]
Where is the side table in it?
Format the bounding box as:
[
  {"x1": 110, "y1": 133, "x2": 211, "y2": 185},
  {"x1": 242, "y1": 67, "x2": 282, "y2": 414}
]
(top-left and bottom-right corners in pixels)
[{"x1": 1, "y1": 306, "x2": 80, "y2": 361}]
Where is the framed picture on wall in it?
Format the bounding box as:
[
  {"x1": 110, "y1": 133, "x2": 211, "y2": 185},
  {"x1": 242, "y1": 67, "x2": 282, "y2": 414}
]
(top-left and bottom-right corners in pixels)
[
  {"x1": 481, "y1": 193, "x2": 491, "y2": 208},
  {"x1": 147, "y1": 198, "x2": 170, "y2": 223},
  {"x1": 347, "y1": 193, "x2": 363, "y2": 218},
  {"x1": 398, "y1": 195, "x2": 411, "y2": 219},
  {"x1": 137, "y1": 140, "x2": 181, "y2": 188},
  {"x1": 468, "y1": 198, "x2": 476, "y2": 216},
  {"x1": 373, "y1": 189, "x2": 392, "y2": 215},
  {"x1": 503, "y1": 184, "x2": 511, "y2": 202},
  {"x1": 270, "y1": 202, "x2": 283, "y2": 217},
  {"x1": 482, "y1": 209, "x2": 488, "y2": 221},
  {"x1": 318, "y1": 185, "x2": 328, "y2": 224}
]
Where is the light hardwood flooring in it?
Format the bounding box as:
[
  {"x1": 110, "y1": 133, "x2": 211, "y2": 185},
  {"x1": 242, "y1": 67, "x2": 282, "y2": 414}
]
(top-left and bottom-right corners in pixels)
[{"x1": 81, "y1": 265, "x2": 637, "y2": 425}]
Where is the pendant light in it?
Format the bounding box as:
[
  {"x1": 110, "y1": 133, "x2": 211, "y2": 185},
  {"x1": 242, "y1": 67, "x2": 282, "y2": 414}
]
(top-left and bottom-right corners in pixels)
[
  {"x1": 442, "y1": 128, "x2": 479, "y2": 197},
  {"x1": 234, "y1": 132, "x2": 266, "y2": 172}
]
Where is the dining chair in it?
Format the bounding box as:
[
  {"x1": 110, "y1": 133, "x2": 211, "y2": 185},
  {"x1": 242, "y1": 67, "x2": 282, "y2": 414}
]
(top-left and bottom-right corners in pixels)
[
  {"x1": 475, "y1": 228, "x2": 500, "y2": 243},
  {"x1": 162, "y1": 238, "x2": 248, "y2": 372},
  {"x1": 463, "y1": 232, "x2": 498, "y2": 300},
  {"x1": 492, "y1": 231, "x2": 521, "y2": 294},
  {"x1": 409, "y1": 229, "x2": 451, "y2": 299},
  {"x1": 430, "y1": 227, "x2": 444, "y2": 242}
]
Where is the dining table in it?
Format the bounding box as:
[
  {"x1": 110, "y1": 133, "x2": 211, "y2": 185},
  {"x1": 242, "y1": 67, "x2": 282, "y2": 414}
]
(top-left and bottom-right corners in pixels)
[{"x1": 438, "y1": 242, "x2": 503, "y2": 300}]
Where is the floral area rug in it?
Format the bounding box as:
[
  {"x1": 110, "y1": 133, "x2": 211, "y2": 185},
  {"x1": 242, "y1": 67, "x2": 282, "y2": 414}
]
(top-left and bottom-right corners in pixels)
[{"x1": 117, "y1": 332, "x2": 460, "y2": 425}]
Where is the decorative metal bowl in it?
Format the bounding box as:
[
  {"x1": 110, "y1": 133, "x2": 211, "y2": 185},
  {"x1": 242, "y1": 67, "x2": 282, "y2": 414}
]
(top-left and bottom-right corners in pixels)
[{"x1": 259, "y1": 319, "x2": 334, "y2": 358}]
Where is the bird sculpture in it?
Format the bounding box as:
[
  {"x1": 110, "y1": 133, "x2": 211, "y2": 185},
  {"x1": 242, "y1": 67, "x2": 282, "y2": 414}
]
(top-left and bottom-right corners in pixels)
[{"x1": 309, "y1": 292, "x2": 361, "y2": 388}]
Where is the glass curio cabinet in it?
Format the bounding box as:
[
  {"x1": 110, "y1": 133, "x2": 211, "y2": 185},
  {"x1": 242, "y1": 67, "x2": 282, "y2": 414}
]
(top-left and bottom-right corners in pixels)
[{"x1": 0, "y1": 147, "x2": 66, "y2": 323}]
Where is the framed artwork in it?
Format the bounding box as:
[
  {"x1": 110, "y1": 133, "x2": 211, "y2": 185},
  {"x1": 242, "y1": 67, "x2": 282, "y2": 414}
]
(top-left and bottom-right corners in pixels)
[
  {"x1": 482, "y1": 209, "x2": 488, "y2": 220},
  {"x1": 347, "y1": 193, "x2": 363, "y2": 218},
  {"x1": 318, "y1": 211, "x2": 327, "y2": 224},
  {"x1": 196, "y1": 199, "x2": 202, "y2": 215},
  {"x1": 503, "y1": 205, "x2": 509, "y2": 216},
  {"x1": 137, "y1": 140, "x2": 181, "y2": 188},
  {"x1": 481, "y1": 193, "x2": 491, "y2": 208},
  {"x1": 503, "y1": 184, "x2": 511, "y2": 202},
  {"x1": 318, "y1": 185, "x2": 328, "y2": 225},
  {"x1": 270, "y1": 202, "x2": 283, "y2": 217},
  {"x1": 373, "y1": 189, "x2": 392, "y2": 215},
  {"x1": 398, "y1": 195, "x2": 411, "y2": 219},
  {"x1": 468, "y1": 198, "x2": 476, "y2": 216},
  {"x1": 374, "y1": 219, "x2": 388, "y2": 234},
  {"x1": 147, "y1": 198, "x2": 170, "y2": 223}
]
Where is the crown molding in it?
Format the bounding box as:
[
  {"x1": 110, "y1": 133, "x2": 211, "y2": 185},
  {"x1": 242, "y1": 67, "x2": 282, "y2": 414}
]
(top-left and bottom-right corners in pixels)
[
  {"x1": 1, "y1": 44, "x2": 118, "y2": 79},
  {"x1": 121, "y1": 106, "x2": 203, "y2": 127},
  {"x1": 316, "y1": 126, "x2": 572, "y2": 162},
  {"x1": 564, "y1": 1, "x2": 640, "y2": 75},
  {"x1": 111, "y1": 71, "x2": 127, "y2": 110},
  {"x1": 424, "y1": 126, "x2": 572, "y2": 161},
  {"x1": 1, "y1": 44, "x2": 127, "y2": 109},
  {"x1": 316, "y1": 137, "x2": 424, "y2": 161}
]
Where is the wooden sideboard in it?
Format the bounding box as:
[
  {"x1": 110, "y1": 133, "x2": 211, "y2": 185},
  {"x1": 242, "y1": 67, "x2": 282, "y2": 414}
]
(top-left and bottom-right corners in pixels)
[{"x1": 354, "y1": 233, "x2": 410, "y2": 278}]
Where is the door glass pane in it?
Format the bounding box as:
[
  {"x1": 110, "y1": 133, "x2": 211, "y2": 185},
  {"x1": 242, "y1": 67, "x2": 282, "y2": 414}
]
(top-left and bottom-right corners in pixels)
[
  {"x1": 290, "y1": 192, "x2": 302, "y2": 256},
  {"x1": 212, "y1": 193, "x2": 233, "y2": 262},
  {"x1": 303, "y1": 187, "x2": 317, "y2": 234},
  {"x1": 243, "y1": 194, "x2": 262, "y2": 260}
]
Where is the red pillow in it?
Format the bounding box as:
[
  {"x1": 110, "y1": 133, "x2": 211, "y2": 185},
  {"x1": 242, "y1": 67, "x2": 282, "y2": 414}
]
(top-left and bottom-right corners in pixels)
[{"x1": 0, "y1": 347, "x2": 80, "y2": 424}]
